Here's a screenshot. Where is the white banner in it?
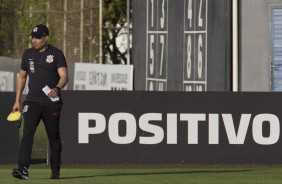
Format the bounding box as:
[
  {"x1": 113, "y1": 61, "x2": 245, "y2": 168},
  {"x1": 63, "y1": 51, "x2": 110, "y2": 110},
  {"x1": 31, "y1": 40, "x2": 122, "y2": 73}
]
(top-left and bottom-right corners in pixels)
[
  {"x1": 0, "y1": 71, "x2": 14, "y2": 92},
  {"x1": 74, "y1": 63, "x2": 134, "y2": 90}
]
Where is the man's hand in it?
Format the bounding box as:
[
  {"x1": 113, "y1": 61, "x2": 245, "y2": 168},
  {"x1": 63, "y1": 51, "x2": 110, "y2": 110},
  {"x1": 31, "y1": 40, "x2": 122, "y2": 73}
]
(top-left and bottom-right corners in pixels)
[
  {"x1": 13, "y1": 101, "x2": 21, "y2": 112},
  {"x1": 48, "y1": 87, "x2": 60, "y2": 98}
]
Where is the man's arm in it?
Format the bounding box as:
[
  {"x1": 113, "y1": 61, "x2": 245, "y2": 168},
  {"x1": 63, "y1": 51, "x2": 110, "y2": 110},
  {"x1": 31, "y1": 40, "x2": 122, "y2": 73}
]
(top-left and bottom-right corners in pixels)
[
  {"x1": 13, "y1": 69, "x2": 27, "y2": 112},
  {"x1": 48, "y1": 67, "x2": 69, "y2": 98},
  {"x1": 56, "y1": 67, "x2": 69, "y2": 89}
]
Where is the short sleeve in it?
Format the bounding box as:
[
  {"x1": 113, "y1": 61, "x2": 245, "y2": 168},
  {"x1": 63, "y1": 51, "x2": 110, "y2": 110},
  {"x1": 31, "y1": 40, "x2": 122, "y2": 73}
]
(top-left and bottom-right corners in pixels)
[
  {"x1": 21, "y1": 50, "x2": 29, "y2": 71},
  {"x1": 57, "y1": 50, "x2": 68, "y2": 68}
]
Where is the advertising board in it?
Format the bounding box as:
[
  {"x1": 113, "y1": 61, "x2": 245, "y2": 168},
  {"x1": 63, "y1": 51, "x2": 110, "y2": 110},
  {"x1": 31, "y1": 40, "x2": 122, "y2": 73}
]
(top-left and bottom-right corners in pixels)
[{"x1": 61, "y1": 91, "x2": 282, "y2": 164}]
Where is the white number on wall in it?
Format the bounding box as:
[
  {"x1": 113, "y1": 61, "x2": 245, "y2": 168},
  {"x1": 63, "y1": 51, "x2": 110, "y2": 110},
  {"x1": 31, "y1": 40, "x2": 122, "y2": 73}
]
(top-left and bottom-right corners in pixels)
[
  {"x1": 187, "y1": 0, "x2": 193, "y2": 27},
  {"x1": 198, "y1": 0, "x2": 203, "y2": 27},
  {"x1": 186, "y1": 35, "x2": 192, "y2": 79},
  {"x1": 150, "y1": 35, "x2": 155, "y2": 75},
  {"x1": 198, "y1": 34, "x2": 203, "y2": 79},
  {"x1": 160, "y1": 0, "x2": 165, "y2": 29},
  {"x1": 151, "y1": 0, "x2": 154, "y2": 28}
]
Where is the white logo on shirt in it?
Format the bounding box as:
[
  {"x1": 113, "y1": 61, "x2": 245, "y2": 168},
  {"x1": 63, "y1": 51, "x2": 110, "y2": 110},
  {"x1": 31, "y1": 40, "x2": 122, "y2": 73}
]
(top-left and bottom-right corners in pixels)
[
  {"x1": 46, "y1": 55, "x2": 54, "y2": 63},
  {"x1": 29, "y1": 60, "x2": 35, "y2": 73}
]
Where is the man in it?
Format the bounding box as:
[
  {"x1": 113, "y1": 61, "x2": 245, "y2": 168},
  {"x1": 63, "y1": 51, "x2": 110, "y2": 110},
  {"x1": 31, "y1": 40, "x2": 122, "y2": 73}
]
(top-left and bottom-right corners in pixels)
[{"x1": 11, "y1": 24, "x2": 68, "y2": 180}]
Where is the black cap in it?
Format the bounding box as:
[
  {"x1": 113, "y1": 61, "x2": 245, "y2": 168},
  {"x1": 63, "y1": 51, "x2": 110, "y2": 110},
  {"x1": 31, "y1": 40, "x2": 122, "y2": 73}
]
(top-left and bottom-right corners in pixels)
[{"x1": 28, "y1": 24, "x2": 49, "y2": 38}]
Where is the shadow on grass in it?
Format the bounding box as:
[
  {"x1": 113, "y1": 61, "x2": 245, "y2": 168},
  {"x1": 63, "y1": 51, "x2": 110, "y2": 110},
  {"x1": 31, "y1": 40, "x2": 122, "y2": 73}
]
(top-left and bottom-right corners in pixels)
[{"x1": 60, "y1": 169, "x2": 253, "y2": 180}]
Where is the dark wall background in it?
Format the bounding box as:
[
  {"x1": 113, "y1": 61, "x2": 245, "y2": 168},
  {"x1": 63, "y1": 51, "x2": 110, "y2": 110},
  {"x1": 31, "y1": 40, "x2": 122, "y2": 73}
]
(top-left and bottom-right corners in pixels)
[
  {"x1": 0, "y1": 92, "x2": 19, "y2": 163},
  {"x1": 207, "y1": 0, "x2": 232, "y2": 91},
  {"x1": 132, "y1": 0, "x2": 232, "y2": 91}
]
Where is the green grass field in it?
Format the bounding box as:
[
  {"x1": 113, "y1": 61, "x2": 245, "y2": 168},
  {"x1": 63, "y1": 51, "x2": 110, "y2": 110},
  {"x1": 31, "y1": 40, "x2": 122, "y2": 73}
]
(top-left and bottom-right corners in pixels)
[
  {"x1": 1, "y1": 164, "x2": 282, "y2": 184},
  {"x1": 3, "y1": 122, "x2": 281, "y2": 183}
]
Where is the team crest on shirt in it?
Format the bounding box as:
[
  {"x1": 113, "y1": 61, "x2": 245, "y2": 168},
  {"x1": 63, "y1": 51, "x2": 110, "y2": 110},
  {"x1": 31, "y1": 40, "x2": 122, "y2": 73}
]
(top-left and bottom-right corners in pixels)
[{"x1": 46, "y1": 55, "x2": 54, "y2": 63}]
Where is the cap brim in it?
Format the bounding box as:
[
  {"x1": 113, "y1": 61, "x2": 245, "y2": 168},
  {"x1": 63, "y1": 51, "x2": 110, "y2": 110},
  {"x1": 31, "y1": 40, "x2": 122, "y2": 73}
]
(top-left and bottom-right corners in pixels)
[
  {"x1": 7, "y1": 111, "x2": 22, "y2": 122},
  {"x1": 28, "y1": 33, "x2": 46, "y2": 38}
]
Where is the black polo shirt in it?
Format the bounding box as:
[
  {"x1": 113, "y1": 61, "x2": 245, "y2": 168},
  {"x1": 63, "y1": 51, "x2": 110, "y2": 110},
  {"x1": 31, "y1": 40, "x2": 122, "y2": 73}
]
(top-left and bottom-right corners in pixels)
[{"x1": 21, "y1": 44, "x2": 67, "y2": 103}]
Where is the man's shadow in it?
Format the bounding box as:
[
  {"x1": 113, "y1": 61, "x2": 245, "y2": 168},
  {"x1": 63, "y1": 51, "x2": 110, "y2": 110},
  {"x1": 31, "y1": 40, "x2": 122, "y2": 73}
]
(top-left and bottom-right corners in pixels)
[{"x1": 59, "y1": 169, "x2": 253, "y2": 180}]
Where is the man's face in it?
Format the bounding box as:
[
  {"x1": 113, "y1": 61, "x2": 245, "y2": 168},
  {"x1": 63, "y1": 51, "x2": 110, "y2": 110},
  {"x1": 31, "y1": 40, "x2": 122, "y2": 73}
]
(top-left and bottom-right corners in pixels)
[{"x1": 31, "y1": 36, "x2": 48, "y2": 50}]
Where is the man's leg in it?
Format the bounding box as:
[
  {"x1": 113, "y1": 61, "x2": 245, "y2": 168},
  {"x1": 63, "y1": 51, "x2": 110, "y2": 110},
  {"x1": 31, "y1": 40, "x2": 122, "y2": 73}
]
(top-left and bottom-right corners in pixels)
[
  {"x1": 42, "y1": 102, "x2": 62, "y2": 179},
  {"x1": 13, "y1": 101, "x2": 42, "y2": 179}
]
